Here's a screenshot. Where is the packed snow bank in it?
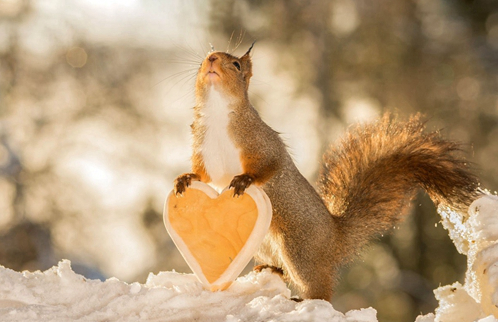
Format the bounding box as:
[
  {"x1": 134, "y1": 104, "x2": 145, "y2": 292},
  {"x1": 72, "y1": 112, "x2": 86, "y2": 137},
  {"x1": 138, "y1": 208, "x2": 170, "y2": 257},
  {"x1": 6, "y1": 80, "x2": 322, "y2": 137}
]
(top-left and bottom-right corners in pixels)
[
  {"x1": 0, "y1": 261, "x2": 375, "y2": 322},
  {"x1": 416, "y1": 194, "x2": 498, "y2": 322},
  {"x1": 0, "y1": 195, "x2": 498, "y2": 322}
]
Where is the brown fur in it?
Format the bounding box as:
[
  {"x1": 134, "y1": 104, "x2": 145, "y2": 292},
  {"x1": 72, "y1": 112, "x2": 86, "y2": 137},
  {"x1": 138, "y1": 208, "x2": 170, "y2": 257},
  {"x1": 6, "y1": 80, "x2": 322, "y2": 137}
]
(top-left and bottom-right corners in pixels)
[
  {"x1": 319, "y1": 114, "x2": 480, "y2": 261},
  {"x1": 174, "y1": 49, "x2": 481, "y2": 301}
]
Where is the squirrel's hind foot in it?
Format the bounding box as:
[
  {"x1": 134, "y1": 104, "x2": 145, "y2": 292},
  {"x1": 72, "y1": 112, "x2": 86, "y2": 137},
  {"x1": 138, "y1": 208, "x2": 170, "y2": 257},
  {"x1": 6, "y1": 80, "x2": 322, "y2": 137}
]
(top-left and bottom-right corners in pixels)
[
  {"x1": 254, "y1": 265, "x2": 304, "y2": 302},
  {"x1": 253, "y1": 264, "x2": 284, "y2": 276}
]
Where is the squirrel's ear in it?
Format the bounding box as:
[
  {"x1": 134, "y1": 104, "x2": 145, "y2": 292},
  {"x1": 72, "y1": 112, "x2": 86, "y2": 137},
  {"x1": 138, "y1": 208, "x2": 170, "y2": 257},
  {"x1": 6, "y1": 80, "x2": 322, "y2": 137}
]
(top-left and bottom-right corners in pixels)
[
  {"x1": 240, "y1": 41, "x2": 254, "y2": 84},
  {"x1": 241, "y1": 41, "x2": 255, "y2": 60}
]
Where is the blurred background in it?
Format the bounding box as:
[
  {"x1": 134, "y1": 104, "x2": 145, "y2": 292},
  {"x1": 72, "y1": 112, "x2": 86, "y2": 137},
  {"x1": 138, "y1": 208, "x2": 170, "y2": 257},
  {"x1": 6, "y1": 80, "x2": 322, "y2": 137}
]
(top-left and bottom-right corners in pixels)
[{"x1": 0, "y1": 0, "x2": 497, "y2": 321}]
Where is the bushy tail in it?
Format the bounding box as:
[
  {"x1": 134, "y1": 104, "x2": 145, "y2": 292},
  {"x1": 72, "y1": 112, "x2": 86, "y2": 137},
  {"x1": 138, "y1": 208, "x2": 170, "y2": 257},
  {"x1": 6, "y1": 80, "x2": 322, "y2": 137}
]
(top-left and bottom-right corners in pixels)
[{"x1": 318, "y1": 114, "x2": 481, "y2": 257}]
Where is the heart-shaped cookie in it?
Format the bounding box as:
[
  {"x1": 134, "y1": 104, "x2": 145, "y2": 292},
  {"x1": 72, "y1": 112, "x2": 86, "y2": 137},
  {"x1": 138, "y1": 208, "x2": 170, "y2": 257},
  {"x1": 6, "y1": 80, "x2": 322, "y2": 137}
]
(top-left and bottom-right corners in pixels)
[{"x1": 163, "y1": 181, "x2": 272, "y2": 291}]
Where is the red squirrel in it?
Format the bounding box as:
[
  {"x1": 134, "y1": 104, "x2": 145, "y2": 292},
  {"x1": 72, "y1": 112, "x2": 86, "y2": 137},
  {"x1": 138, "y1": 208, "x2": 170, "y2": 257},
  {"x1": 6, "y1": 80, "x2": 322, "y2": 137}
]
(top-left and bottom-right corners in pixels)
[{"x1": 174, "y1": 44, "x2": 481, "y2": 301}]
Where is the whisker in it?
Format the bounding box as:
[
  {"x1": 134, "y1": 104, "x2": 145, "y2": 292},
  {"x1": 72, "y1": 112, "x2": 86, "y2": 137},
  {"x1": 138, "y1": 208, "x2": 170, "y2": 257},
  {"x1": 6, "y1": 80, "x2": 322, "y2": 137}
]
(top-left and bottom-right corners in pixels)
[
  {"x1": 169, "y1": 89, "x2": 196, "y2": 107},
  {"x1": 151, "y1": 68, "x2": 197, "y2": 89},
  {"x1": 167, "y1": 73, "x2": 198, "y2": 105},
  {"x1": 194, "y1": 35, "x2": 208, "y2": 57},
  {"x1": 162, "y1": 60, "x2": 201, "y2": 66},
  {"x1": 173, "y1": 45, "x2": 203, "y2": 63},
  {"x1": 169, "y1": 44, "x2": 203, "y2": 63},
  {"x1": 184, "y1": 43, "x2": 205, "y2": 61},
  {"x1": 248, "y1": 90, "x2": 268, "y2": 106},
  {"x1": 233, "y1": 30, "x2": 245, "y2": 53},
  {"x1": 158, "y1": 55, "x2": 200, "y2": 63},
  {"x1": 176, "y1": 73, "x2": 197, "y2": 90},
  {"x1": 251, "y1": 79, "x2": 273, "y2": 87},
  {"x1": 157, "y1": 74, "x2": 197, "y2": 101},
  {"x1": 227, "y1": 30, "x2": 235, "y2": 53}
]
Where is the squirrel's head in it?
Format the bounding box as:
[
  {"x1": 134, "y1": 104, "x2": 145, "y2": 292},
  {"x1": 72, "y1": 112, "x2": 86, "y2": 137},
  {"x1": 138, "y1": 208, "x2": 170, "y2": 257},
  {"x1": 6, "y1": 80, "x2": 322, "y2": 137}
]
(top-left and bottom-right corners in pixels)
[{"x1": 195, "y1": 43, "x2": 254, "y2": 100}]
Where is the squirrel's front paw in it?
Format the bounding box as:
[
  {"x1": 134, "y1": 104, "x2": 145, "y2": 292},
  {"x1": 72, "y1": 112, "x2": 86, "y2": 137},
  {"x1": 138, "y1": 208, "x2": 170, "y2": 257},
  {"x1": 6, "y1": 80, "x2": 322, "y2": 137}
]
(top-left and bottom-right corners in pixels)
[
  {"x1": 174, "y1": 173, "x2": 199, "y2": 196},
  {"x1": 229, "y1": 174, "x2": 255, "y2": 197}
]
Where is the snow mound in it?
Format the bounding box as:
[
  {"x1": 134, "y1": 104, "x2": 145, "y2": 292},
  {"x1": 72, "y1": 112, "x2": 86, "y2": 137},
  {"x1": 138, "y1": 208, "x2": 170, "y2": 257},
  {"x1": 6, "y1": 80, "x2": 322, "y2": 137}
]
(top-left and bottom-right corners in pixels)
[
  {"x1": 0, "y1": 260, "x2": 375, "y2": 321},
  {"x1": 1, "y1": 195, "x2": 498, "y2": 322},
  {"x1": 416, "y1": 194, "x2": 498, "y2": 322}
]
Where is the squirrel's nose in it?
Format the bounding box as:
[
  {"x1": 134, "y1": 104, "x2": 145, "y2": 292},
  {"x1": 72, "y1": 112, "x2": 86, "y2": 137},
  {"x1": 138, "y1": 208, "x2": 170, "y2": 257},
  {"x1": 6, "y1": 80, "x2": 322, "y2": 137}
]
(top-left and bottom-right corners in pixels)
[{"x1": 208, "y1": 54, "x2": 218, "y2": 62}]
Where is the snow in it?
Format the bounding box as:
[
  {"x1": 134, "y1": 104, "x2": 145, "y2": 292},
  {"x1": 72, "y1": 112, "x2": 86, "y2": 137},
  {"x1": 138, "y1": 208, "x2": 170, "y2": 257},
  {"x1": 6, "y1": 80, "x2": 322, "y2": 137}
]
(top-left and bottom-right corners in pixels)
[
  {"x1": 0, "y1": 261, "x2": 375, "y2": 321},
  {"x1": 0, "y1": 194, "x2": 498, "y2": 321},
  {"x1": 417, "y1": 194, "x2": 498, "y2": 322}
]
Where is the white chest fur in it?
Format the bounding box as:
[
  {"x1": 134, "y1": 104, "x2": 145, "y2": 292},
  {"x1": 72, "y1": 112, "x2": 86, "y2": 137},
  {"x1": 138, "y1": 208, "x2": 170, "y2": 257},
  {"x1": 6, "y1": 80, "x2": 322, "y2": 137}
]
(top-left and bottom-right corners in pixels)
[{"x1": 200, "y1": 88, "x2": 243, "y2": 189}]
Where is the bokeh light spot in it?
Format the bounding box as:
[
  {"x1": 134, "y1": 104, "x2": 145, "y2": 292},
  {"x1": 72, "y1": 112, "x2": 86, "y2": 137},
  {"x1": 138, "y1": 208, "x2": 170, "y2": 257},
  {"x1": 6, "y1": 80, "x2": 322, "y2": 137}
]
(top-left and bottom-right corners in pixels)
[
  {"x1": 456, "y1": 77, "x2": 480, "y2": 101},
  {"x1": 66, "y1": 47, "x2": 88, "y2": 68}
]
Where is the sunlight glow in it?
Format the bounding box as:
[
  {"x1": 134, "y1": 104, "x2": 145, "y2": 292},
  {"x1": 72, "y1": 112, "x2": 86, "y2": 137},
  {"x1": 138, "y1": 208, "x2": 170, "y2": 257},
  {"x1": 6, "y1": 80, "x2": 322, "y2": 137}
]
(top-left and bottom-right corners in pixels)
[
  {"x1": 99, "y1": 220, "x2": 156, "y2": 280},
  {"x1": 74, "y1": 157, "x2": 114, "y2": 193},
  {"x1": 76, "y1": 0, "x2": 139, "y2": 11},
  {"x1": 342, "y1": 97, "x2": 380, "y2": 124},
  {"x1": 330, "y1": 0, "x2": 359, "y2": 36}
]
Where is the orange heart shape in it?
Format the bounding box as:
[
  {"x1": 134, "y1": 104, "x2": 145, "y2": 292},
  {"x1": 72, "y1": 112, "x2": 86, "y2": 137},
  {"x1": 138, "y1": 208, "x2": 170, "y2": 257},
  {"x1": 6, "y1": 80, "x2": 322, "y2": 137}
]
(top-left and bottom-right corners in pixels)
[{"x1": 163, "y1": 181, "x2": 272, "y2": 291}]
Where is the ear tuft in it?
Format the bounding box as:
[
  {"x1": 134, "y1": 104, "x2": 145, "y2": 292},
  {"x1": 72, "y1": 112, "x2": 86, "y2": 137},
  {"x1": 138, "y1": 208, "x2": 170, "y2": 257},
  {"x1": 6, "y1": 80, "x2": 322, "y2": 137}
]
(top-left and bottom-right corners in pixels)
[{"x1": 241, "y1": 41, "x2": 256, "y2": 59}]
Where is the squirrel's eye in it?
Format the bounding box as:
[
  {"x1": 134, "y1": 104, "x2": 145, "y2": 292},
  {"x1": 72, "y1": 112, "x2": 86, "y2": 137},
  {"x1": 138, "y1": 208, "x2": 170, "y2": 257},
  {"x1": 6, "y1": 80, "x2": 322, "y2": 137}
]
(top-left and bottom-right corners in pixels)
[{"x1": 232, "y1": 61, "x2": 241, "y2": 71}]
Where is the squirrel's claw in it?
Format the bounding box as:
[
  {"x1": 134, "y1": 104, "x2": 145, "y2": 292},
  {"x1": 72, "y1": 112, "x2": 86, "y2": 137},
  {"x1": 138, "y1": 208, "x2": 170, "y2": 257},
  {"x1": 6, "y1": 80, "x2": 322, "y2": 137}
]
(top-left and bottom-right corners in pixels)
[
  {"x1": 229, "y1": 174, "x2": 254, "y2": 197},
  {"x1": 174, "y1": 173, "x2": 199, "y2": 196}
]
